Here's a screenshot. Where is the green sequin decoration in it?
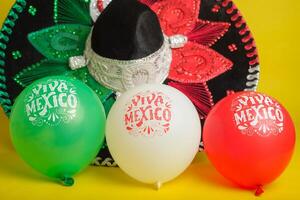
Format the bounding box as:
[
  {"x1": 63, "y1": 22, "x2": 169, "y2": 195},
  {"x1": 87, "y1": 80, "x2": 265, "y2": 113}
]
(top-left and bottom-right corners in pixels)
[
  {"x1": 4, "y1": 19, "x2": 15, "y2": 27},
  {"x1": 0, "y1": 91, "x2": 8, "y2": 98},
  {"x1": 28, "y1": 24, "x2": 91, "y2": 62},
  {"x1": 2, "y1": 25, "x2": 12, "y2": 35},
  {"x1": 14, "y1": 62, "x2": 115, "y2": 113},
  {"x1": 1, "y1": 0, "x2": 115, "y2": 118},
  {"x1": 54, "y1": 0, "x2": 92, "y2": 25},
  {"x1": 102, "y1": 94, "x2": 116, "y2": 115},
  {"x1": 0, "y1": 83, "x2": 6, "y2": 89},
  {"x1": 0, "y1": 43, "x2": 7, "y2": 50},
  {"x1": 16, "y1": 0, "x2": 26, "y2": 7},
  {"x1": 0, "y1": 75, "x2": 6, "y2": 82},
  {"x1": 8, "y1": 11, "x2": 18, "y2": 21},
  {"x1": 14, "y1": 59, "x2": 69, "y2": 87},
  {"x1": 0, "y1": 51, "x2": 5, "y2": 58},
  {"x1": 12, "y1": 50, "x2": 22, "y2": 60},
  {"x1": 13, "y1": 4, "x2": 23, "y2": 13},
  {"x1": 0, "y1": 32, "x2": 9, "y2": 42},
  {"x1": 66, "y1": 68, "x2": 115, "y2": 114},
  {"x1": 28, "y1": 5, "x2": 37, "y2": 16},
  {"x1": 17, "y1": 22, "x2": 115, "y2": 112}
]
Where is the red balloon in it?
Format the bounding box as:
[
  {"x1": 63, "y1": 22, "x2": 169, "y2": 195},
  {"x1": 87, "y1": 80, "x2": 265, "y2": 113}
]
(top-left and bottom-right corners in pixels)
[{"x1": 203, "y1": 91, "x2": 295, "y2": 191}]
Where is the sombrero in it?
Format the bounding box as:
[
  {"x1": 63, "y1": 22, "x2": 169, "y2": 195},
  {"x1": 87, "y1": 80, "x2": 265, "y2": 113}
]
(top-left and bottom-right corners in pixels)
[{"x1": 0, "y1": 0, "x2": 260, "y2": 167}]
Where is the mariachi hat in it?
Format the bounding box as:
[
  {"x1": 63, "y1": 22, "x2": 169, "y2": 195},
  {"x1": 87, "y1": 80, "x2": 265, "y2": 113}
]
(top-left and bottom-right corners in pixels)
[
  {"x1": 0, "y1": 0, "x2": 260, "y2": 167},
  {"x1": 69, "y1": 0, "x2": 173, "y2": 93}
]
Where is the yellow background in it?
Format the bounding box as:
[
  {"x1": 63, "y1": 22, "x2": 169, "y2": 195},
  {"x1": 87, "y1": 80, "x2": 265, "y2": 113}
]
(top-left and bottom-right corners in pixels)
[{"x1": 0, "y1": 0, "x2": 299, "y2": 199}]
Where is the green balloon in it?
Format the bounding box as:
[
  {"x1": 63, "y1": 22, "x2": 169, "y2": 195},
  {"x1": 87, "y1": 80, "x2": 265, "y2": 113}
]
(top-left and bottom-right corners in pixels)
[{"x1": 9, "y1": 76, "x2": 106, "y2": 185}]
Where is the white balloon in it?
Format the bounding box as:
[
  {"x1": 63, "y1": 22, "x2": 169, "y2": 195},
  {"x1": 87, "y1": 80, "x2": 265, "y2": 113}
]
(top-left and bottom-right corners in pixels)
[{"x1": 106, "y1": 84, "x2": 201, "y2": 187}]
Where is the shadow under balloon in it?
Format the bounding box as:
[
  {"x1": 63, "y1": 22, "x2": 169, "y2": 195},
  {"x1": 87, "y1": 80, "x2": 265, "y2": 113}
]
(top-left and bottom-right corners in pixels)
[
  {"x1": 190, "y1": 153, "x2": 240, "y2": 191},
  {"x1": 89, "y1": 153, "x2": 241, "y2": 191},
  {"x1": 0, "y1": 153, "x2": 50, "y2": 184},
  {"x1": 89, "y1": 165, "x2": 148, "y2": 189}
]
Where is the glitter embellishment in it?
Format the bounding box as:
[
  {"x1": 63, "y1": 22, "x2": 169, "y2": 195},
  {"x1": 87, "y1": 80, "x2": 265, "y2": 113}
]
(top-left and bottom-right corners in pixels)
[
  {"x1": 69, "y1": 56, "x2": 87, "y2": 70},
  {"x1": 140, "y1": 0, "x2": 232, "y2": 83},
  {"x1": 169, "y1": 34, "x2": 188, "y2": 49},
  {"x1": 28, "y1": 24, "x2": 91, "y2": 62},
  {"x1": 28, "y1": 5, "x2": 37, "y2": 16},
  {"x1": 90, "y1": 0, "x2": 101, "y2": 22},
  {"x1": 12, "y1": 50, "x2": 22, "y2": 60},
  {"x1": 70, "y1": 33, "x2": 172, "y2": 93}
]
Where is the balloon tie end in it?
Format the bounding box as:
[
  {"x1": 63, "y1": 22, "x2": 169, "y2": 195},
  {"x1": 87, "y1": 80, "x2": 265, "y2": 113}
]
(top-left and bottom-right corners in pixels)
[
  {"x1": 155, "y1": 181, "x2": 162, "y2": 190},
  {"x1": 254, "y1": 185, "x2": 264, "y2": 196},
  {"x1": 61, "y1": 176, "x2": 75, "y2": 187}
]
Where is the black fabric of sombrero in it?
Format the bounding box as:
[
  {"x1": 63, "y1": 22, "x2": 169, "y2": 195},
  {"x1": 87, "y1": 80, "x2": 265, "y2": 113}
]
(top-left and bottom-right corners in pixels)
[
  {"x1": 92, "y1": 0, "x2": 164, "y2": 60},
  {"x1": 1, "y1": 1, "x2": 54, "y2": 112},
  {"x1": 200, "y1": 0, "x2": 259, "y2": 103}
]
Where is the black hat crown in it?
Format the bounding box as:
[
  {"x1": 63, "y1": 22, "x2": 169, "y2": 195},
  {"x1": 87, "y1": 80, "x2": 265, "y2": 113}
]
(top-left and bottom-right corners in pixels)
[{"x1": 91, "y1": 0, "x2": 164, "y2": 60}]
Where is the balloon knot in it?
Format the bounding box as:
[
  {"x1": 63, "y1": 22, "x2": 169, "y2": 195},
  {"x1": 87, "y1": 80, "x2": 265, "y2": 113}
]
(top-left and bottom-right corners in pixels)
[
  {"x1": 254, "y1": 185, "x2": 264, "y2": 196},
  {"x1": 61, "y1": 176, "x2": 75, "y2": 187},
  {"x1": 155, "y1": 181, "x2": 162, "y2": 190}
]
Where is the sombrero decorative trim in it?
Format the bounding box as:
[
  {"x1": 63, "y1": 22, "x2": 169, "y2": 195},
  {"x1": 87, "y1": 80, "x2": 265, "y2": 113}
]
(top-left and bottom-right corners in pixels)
[
  {"x1": 89, "y1": 0, "x2": 112, "y2": 21},
  {"x1": 0, "y1": 0, "x2": 27, "y2": 115},
  {"x1": 54, "y1": 0, "x2": 92, "y2": 25},
  {"x1": 70, "y1": 33, "x2": 172, "y2": 93},
  {"x1": 220, "y1": 0, "x2": 259, "y2": 91}
]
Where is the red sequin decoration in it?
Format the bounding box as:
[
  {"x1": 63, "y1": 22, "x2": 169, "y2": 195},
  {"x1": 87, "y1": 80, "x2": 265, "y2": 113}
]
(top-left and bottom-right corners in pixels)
[
  {"x1": 139, "y1": 0, "x2": 233, "y2": 83},
  {"x1": 169, "y1": 42, "x2": 232, "y2": 83},
  {"x1": 97, "y1": 0, "x2": 104, "y2": 12},
  {"x1": 212, "y1": 4, "x2": 221, "y2": 13},
  {"x1": 96, "y1": 0, "x2": 236, "y2": 118},
  {"x1": 168, "y1": 81, "x2": 213, "y2": 119},
  {"x1": 226, "y1": 90, "x2": 235, "y2": 96},
  {"x1": 187, "y1": 20, "x2": 231, "y2": 47},
  {"x1": 139, "y1": 0, "x2": 158, "y2": 6},
  {"x1": 228, "y1": 44, "x2": 238, "y2": 52},
  {"x1": 150, "y1": 0, "x2": 200, "y2": 35}
]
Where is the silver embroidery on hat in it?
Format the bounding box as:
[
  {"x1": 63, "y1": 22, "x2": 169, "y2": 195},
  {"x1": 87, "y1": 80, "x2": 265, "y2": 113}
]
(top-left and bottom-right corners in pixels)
[
  {"x1": 76, "y1": 33, "x2": 172, "y2": 93},
  {"x1": 169, "y1": 34, "x2": 188, "y2": 49},
  {"x1": 69, "y1": 30, "x2": 190, "y2": 93},
  {"x1": 90, "y1": 0, "x2": 113, "y2": 22},
  {"x1": 90, "y1": 0, "x2": 101, "y2": 22},
  {"x1": 69, "y1": 56, "x2": 87, "y2": 70}
]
